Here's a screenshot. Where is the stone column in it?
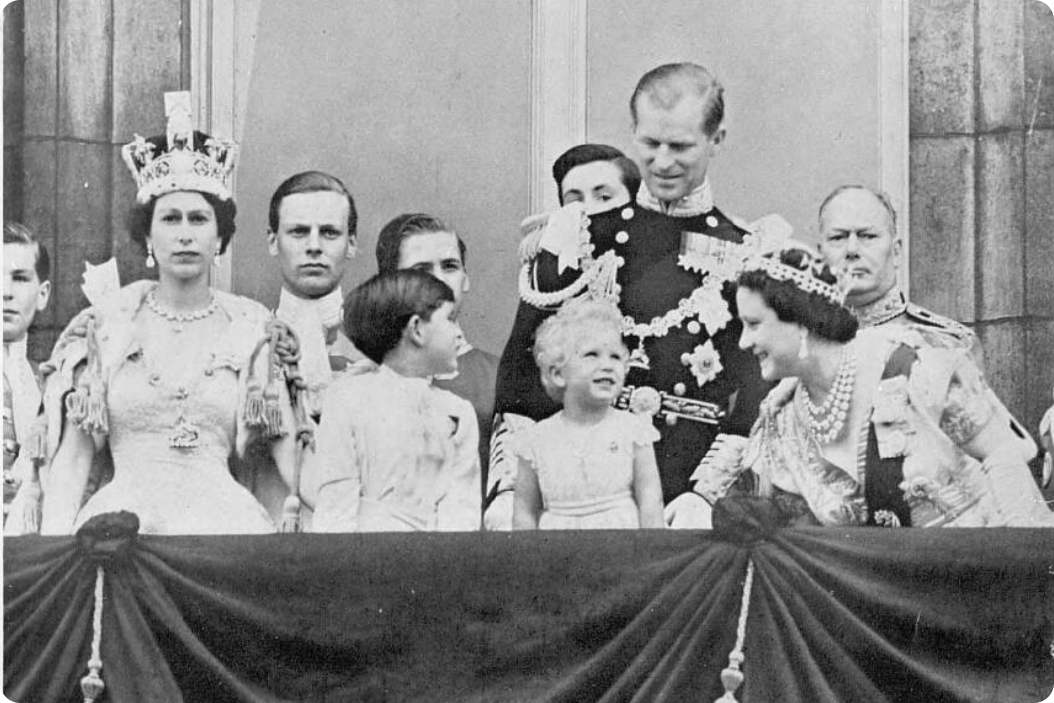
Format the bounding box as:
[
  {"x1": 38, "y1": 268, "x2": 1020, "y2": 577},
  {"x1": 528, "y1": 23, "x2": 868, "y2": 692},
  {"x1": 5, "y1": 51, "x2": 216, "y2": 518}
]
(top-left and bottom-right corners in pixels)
[
  {"x1": 15, "y1": 0, "x2": 185, "y2": 361},
  {"x1": 910, "y1": 0, "x2": 1054, "y2": 449}
]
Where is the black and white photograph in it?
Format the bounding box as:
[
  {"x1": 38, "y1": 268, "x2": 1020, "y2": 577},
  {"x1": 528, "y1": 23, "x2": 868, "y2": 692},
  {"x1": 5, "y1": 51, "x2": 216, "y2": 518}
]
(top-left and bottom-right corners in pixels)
[{"x1": 3, "y1": 0, "x2": 1054, "y2": 700}]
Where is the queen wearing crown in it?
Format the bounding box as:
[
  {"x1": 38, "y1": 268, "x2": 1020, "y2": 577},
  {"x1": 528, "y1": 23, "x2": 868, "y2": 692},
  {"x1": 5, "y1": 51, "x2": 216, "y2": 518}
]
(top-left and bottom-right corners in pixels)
[
  {"x1": 669, "y1": 246, "x2": 1053, "y2": 529},
  {"x1": 30, "y1": 93, "x2": 300, "y2": 535}
]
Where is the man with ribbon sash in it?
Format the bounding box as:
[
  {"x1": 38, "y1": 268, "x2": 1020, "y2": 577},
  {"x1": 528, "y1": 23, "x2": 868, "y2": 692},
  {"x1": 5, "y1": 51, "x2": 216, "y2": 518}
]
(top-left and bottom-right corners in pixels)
[
  {"x1": 816, "y1": 184, "x2": 1041, "y2": 485},
  {"x1": 495, "y1": 63, "x2": 785, "y2": 506}
]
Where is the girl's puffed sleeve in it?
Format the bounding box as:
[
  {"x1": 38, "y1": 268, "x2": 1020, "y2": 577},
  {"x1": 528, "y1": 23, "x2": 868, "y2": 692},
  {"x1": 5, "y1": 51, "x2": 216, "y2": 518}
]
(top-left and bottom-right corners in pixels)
[
  {"x1": 505, "y1": 419, "x2": 541, "y2": 466},
  {"x1": 624, "y1": 411, "x2": 660, "y2": 448}
]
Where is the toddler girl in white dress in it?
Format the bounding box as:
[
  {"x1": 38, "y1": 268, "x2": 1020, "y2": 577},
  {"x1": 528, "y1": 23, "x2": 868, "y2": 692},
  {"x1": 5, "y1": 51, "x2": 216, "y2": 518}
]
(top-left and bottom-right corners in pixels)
[{"x1": 511, "y1": 299, "x2": 664, "y2": 529}]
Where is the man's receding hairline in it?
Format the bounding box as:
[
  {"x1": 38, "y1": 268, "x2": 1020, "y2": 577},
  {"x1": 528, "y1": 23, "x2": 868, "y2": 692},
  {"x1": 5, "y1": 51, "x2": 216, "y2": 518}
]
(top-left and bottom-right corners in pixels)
[{"x1": 819, "y1": 185, "x2": 898, "y2": 237}]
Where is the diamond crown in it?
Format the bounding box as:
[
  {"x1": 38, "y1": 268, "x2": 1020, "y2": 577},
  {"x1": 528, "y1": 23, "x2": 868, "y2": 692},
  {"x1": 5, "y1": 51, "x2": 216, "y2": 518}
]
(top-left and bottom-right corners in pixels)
[{"x1": 120, "y1": 92, "x2": 238, "y2": 204}]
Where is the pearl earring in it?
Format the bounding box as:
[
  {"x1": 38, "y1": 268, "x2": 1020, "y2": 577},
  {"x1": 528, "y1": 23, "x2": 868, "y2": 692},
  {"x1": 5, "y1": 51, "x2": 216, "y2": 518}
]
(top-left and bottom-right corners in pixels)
[
  {"x1": 146, "y1": 243, "x2": 156, "y2": 269},
  {"x1": 214, "y1": 246, "x2": 222, "y2": 266},
  {"x1": 798, "y1": 330, "x2": 809, "y2": 360}
]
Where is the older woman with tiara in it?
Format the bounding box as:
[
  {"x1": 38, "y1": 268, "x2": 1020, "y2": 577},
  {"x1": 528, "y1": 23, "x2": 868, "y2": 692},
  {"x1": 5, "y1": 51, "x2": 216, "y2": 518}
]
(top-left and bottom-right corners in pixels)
[
  {"x1": 29, "y1": 93, "x2": 300, "y2": 536},
  {"x1": 669, "y1": 245, "x2": 1053, "y2": 529}
]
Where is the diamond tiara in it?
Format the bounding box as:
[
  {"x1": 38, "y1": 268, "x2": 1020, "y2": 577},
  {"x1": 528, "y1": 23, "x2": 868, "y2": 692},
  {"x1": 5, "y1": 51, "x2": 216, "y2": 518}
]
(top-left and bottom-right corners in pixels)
[{"x1": 742, "y1": 252, "x2": 846, "y2": 305}]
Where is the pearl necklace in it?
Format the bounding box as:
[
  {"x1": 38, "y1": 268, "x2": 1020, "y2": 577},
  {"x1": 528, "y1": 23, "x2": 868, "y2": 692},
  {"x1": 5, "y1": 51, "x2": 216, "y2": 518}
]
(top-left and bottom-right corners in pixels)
[
  {"x1": 801, "y1": 343, "x2": 857, "y2": 444},
  {"x1": 147, "y1": 289, "x2": 218, "y2": 333}
]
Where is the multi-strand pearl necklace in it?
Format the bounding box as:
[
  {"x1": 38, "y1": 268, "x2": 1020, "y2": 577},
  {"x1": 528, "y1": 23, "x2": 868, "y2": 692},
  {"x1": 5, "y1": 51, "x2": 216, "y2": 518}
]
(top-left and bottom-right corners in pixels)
[
  {"x1": 801, "y1": 343, "x2": 857, "y2": 444},
  {"x1": 147, "y1": 289, "x2": 218, "y2": 333}
]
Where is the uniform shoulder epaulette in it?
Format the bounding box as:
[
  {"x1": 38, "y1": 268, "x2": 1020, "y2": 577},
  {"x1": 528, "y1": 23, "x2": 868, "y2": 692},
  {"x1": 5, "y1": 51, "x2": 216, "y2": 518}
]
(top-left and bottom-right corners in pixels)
[
  {"x1": 904, "y1": 303, "x2": 974, "y2": 340},
  {"x1": 689, "y1": 207, "x2": 750, "y2": 243},
  {"x1": 729, "y1": 211, "x2": 794, "y2": 251},
  {"x1": 724, "y1": 211, "x2": 755, "y2": 236}
]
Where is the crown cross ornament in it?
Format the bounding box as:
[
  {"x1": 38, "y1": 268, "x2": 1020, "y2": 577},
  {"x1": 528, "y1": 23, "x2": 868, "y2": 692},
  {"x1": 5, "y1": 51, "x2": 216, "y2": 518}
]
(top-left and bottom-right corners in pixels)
[{"x1": 120, "y1": 91, "x2": 238, "y2": 204}]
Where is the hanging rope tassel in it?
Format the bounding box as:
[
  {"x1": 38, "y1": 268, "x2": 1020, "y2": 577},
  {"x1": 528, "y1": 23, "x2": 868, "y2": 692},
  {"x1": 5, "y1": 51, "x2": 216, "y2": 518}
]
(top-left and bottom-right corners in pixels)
[
  {"x1": 261, "y1": 327, "x2": 284, "y2": 437},
  {"x1": 243, "y1": 335, "x2": 271, "y2": 429},
  {"x1": 715, "y1": 558, "x2": 755, "y2": 703},
  {"x1": 9, "y1": 405, "x2": 47, "y2": 534},
  {"x1": 66, "y1": 316, "x2": 108, "y2": 435},
  {"x1": 80, "y1": 566, "x2": 106, "y2": 703},
  {"x1": 26, "y1": 404, "x2": 48, "y2": 465},
  {"x1": 281, "y1": 395, "x2": 316, "y2": 533},
  {"x1": 12, "y1": 471, "x2": 43, "y2": 535},
  {"x1": 587, "y1": 250, "x2": 623, "y2": 304},
  {"x1": 274, "y1": 321, "x2": 312, "y2": 533},
  {"x1": 280, "y1": 493, "x2": 302, "y2": 533}
]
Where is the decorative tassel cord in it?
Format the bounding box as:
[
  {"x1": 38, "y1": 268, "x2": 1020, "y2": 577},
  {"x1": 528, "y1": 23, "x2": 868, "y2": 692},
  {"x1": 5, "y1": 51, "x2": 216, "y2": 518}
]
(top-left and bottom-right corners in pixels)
[
  {"x1": 244, "y1": 334, "x2": 271, "y2": 431},
  {"x1": 280, "y1": 384, "x2": 315, "y2": 534},
  {"x1": 715, "y1": 558, "x2": 754, "y2": 703},
  {"x1": 517, "y1": 250, "x2": 622, "y2": 310},
  {"x1": 272, "y1": 320, "x2": 313, "y2": 533},
  {"x1": 66, "y1": 316, "x2": 108, "y2": 436},
  {"x1": 517, "y1": 258, "x2": 598, "y2": 309},
  {"x1": 80, "y1": 566, "x2": 105, "y2": 703}
]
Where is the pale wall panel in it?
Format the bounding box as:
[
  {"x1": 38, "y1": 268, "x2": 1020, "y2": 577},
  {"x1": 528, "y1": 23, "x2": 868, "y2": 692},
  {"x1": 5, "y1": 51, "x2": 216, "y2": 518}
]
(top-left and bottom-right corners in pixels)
[
  {"x1": 585, "y1": 0, "x2": 883, "y2": 241},
  {"x1": 112, "y1": 0, "x2": 184, "y2": 140},
  {"x1": 55, "y1": 142, "x2": 112, "y2": 322},
  {"x1": 57, "y1": 0, "x2": 112, "y2": 141},
  {"x1": 233, "y1": 0, "x2": 532, "y2": 354},
  {"x1": 23, "y1": 0, "x2": 57, "y2": 138}
]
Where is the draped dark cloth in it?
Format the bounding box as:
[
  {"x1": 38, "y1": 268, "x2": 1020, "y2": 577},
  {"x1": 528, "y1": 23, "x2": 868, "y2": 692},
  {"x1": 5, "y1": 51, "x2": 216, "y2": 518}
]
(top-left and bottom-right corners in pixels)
[{"x1": 5, "y1": 505, "x2": 1053, "y2": 703}]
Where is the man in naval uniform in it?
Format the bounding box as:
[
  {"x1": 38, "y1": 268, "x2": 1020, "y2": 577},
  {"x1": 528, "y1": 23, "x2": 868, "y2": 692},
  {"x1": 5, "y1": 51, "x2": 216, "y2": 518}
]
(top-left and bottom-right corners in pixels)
[
  {"x1": 495, "y1": 63, "x2": 773, "y2": 506},
  {"x1": 817, "y1": 184, "x2": 1041, "y2": 482}
]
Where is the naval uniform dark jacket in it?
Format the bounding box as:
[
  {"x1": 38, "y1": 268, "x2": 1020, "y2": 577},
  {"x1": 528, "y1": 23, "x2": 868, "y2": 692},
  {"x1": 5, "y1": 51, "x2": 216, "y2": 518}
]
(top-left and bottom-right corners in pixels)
[{"x1": 495, "y1": 202, "x2": 769, "y2": 503}]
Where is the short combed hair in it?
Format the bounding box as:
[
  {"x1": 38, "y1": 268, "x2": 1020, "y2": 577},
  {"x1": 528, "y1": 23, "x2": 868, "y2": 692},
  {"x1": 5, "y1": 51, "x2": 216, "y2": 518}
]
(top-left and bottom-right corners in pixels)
[
  {"x1": 551, "y1": 144, "x2": 642, "y2": 205},
  {"x1": 3, "y1": 222, "x2": 51, "y2": 282},
  {"x1": 818, "y1": 184, "x2": 898, "y2": 237},
  {"x1": 268, "y1": 170, "x2": 358, "y2": 238},
  {"x1": 737, "y1": 248, "x2": 858, "y2": 343},
  {"x1": 375, "y1": 212, "x2": 467, "y2": 275},
  {"x1": 630, "y1": 62, "x2": 725, "y2": 137},
  {"x1": 532, "y1": 298, "x2": 626, "y2": 402},
  {"x1": 128, "y1": 190, "x2": 238, "y2": 255},
  {"x1": 344, "y1": 268, "x2": 455, "y2": 364}
]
